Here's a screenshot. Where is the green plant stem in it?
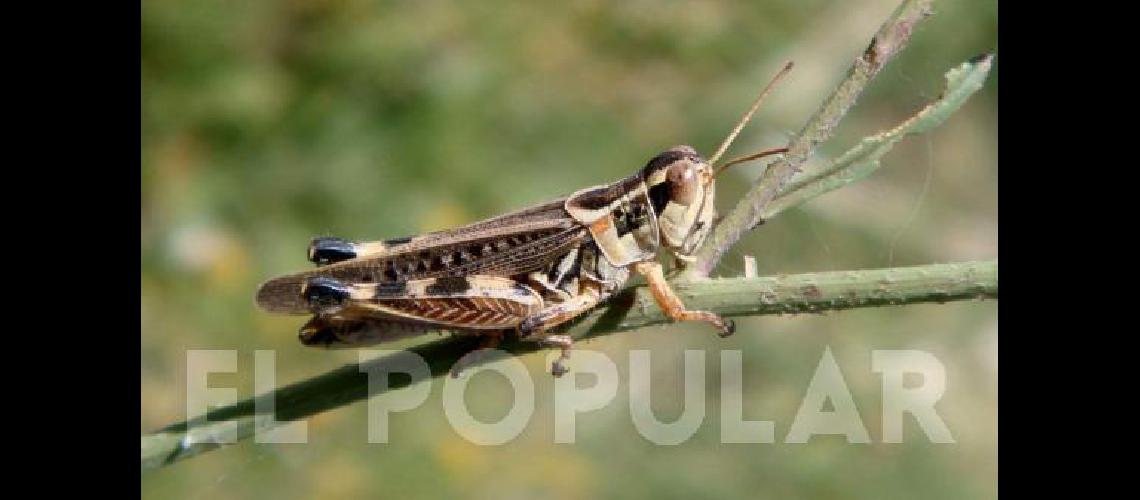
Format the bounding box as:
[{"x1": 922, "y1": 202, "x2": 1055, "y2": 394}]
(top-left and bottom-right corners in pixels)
[{"x1": 142, "y1": 259, "x2": 996, "y2": 470}]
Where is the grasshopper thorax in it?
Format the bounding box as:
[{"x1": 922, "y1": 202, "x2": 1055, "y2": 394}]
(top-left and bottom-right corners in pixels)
[{"x1": 564, "y1": 145, "x2": 716, "y2": 267}]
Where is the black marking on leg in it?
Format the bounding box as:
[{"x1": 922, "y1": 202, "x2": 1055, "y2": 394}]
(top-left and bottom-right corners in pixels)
[
  {"x1": 303, "y1": 276, "x2": 351, "y2": 313},
  {"x1": 309, "y1": 237, "x2": 357, "y2": 265},
  {"x1": 385, "y1": 236, "x2": 413, "y2": 245},
  {"x1": 425, "y1": 276, "x2": 471, "y2": 295}
]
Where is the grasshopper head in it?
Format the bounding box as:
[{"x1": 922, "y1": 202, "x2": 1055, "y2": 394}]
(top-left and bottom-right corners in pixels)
[
  {"x1": 563, "y1": 145, "x2": 717, "y2": 267},
  {"x1": 642, "y1": 145, "x2": 717, "y2": 259}
]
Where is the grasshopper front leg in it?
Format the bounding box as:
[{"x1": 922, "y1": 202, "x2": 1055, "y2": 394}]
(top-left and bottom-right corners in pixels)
[{"x1": 631, "y1": 260, "x2": 735, "y2": 337}]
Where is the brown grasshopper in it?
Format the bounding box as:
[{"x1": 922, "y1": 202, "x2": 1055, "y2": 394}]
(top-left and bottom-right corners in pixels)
[{"x1": 256, "y1": 63, "x2": 794, "y2": 376}]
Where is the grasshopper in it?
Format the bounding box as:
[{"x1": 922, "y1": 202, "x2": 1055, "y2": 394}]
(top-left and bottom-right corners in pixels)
[{"x1": 256, "y1": 63, "x2": 794, "y2": 376}]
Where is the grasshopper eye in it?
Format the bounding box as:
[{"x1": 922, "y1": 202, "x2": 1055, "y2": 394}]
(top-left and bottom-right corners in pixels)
[
  {"x1": 302, "y1": 276, "x2": 351, "y2": 314},
  {"x1": 667, "y1": 161, "x2": 700, "y2": 206}
]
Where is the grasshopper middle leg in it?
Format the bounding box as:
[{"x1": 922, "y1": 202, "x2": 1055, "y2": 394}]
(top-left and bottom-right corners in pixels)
[{"x1": 517, "y1": 283, "x2": 604, "y2": 376}]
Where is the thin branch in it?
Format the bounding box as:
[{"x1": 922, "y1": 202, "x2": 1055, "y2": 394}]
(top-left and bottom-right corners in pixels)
[
  {"x1": 683, "y1": 0, "x2": 936, "y2": 279},
  {"x1": 764, "y1": 53, "x2": 993, "y2": 220},
  {"x1": 142, "y1": 260, "x2": 996, "y2": 470}
]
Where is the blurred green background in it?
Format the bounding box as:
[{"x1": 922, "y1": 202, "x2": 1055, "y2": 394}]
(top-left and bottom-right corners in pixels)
[{"x1": 142, "y1": 0, "x2": 997, "y2": 498}]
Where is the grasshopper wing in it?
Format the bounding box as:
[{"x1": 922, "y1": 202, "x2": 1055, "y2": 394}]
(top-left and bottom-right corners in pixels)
[{"x1": 256, "y1": 200, "x2": 587, "y2": 314}]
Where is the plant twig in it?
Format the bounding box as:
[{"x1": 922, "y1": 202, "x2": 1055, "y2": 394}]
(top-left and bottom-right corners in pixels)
[
  {"x1": 683, "y1": 0, "x2": 935, "y2": 279},
  {"x1": 142, "y1": 259, "x2": 996, "y2": 470},
  {"x1": 764, "y1": 53, "x2": 993, "y2": 220}
]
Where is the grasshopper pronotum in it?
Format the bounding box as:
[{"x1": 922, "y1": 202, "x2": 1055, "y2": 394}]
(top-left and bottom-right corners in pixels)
[{"x1": 256, "y1": 63, "x2": 794, "y2": 376}]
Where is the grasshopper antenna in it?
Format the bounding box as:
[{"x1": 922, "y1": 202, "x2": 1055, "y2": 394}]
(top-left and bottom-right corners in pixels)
[
  {"x1": 713, "y1": 146, "x2": 789, "y2": 178},
  {"x1": 706, "y1": 60, "x2": 794, "y2": 167}
]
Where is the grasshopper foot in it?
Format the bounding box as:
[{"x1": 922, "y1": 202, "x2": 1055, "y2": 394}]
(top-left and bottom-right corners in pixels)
[
  {"x1": 539, "y1": 334, "x2": 573, "y2": 378},
  {"x1": 551, "y1": 359, "x2": 569, "y2": 378},
  {"x1": 717, "y1": 318, "x2": 736, "y2": 338}
]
